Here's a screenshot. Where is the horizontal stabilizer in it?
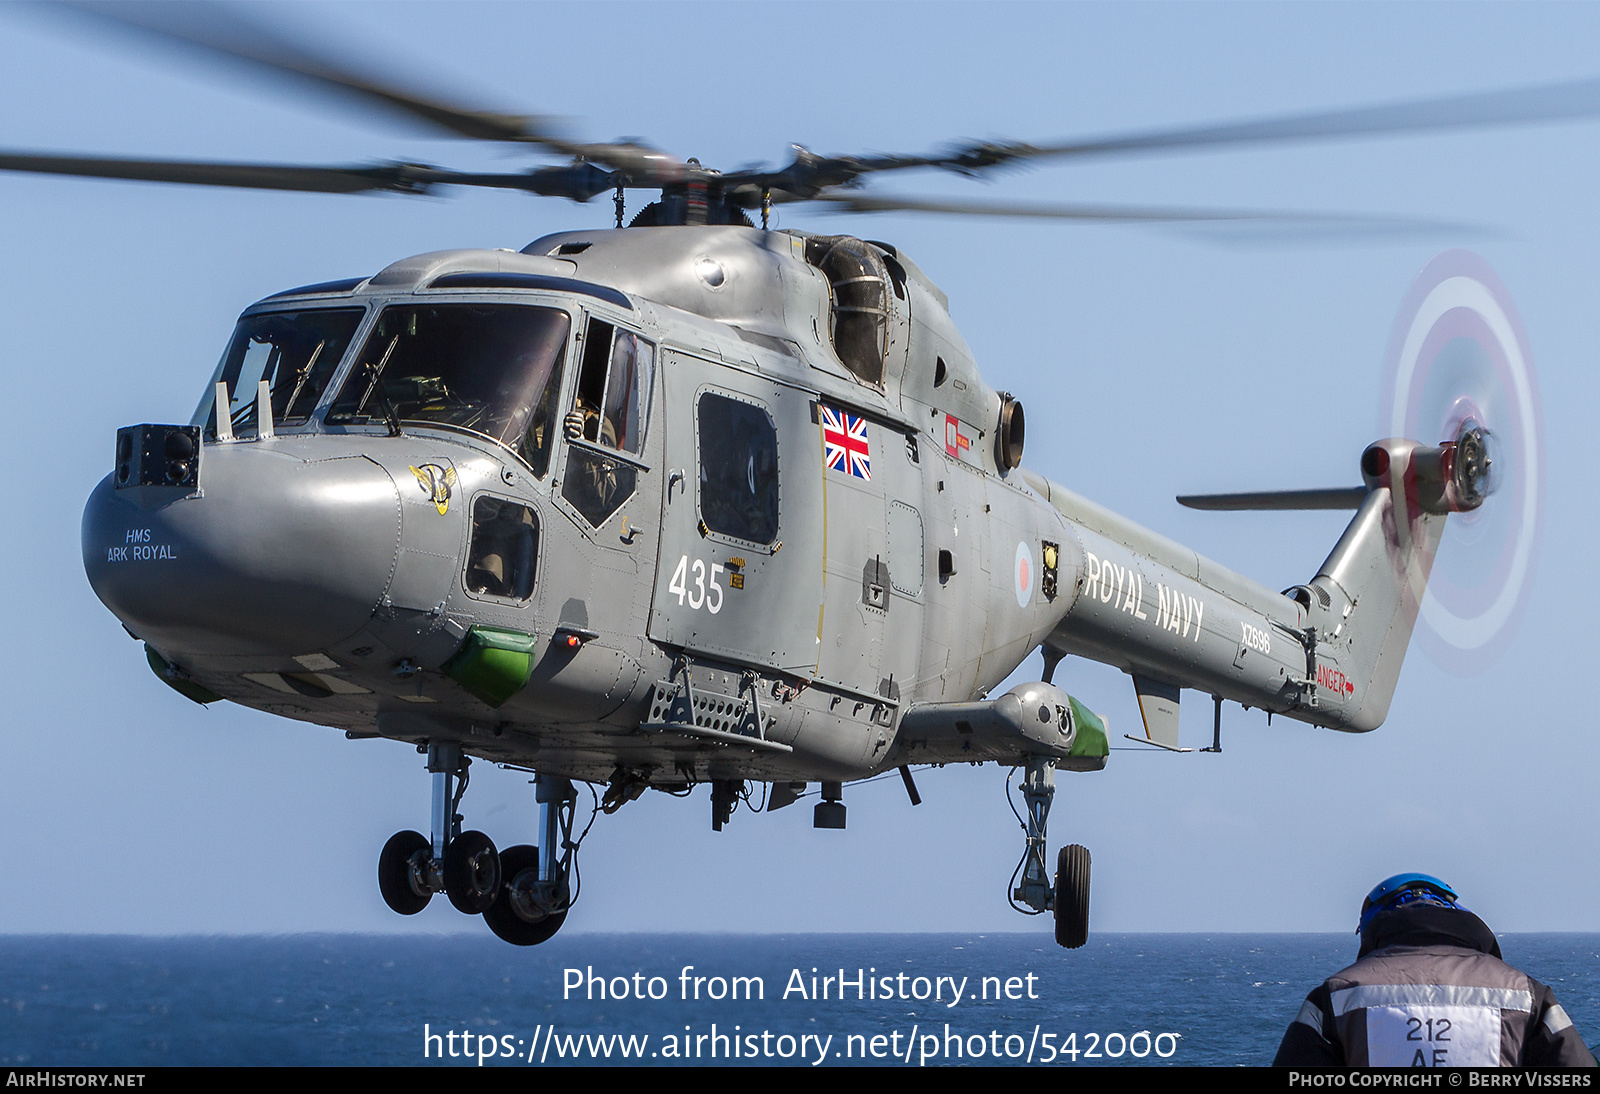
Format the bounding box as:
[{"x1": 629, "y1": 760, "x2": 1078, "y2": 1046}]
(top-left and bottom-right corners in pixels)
[{"x1": 1176, "y1": 487, "x2": 1368, "y2": 511}]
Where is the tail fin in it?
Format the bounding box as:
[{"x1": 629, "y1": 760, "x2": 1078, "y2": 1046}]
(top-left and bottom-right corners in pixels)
[
  {"x1": 1183, "y1": 429, "x2": 1489, "y2": 731},
  {"x1": 1293, "y1": 433, "x2": 1488, "y2": 731}
]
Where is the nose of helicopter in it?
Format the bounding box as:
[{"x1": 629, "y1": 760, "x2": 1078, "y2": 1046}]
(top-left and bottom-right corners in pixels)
[{"x1": 82, "y1": 443, "x2": 401, "y2": 657}]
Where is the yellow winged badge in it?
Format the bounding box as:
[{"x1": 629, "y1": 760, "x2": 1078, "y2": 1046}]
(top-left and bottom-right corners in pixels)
[{"x1": 409, "y1": 463, "x2": 458, "y2": 515}]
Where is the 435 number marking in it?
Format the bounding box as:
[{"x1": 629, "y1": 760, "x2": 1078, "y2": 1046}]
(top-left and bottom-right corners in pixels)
[{"x1": 668, "y1": 555, "x2": 724, "y2": 614}]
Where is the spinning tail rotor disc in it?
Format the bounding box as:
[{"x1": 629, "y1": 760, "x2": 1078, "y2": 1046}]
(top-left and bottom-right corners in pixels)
[{"x1": 1381, "y1": 250, "x2": 1543, "y2": 674}]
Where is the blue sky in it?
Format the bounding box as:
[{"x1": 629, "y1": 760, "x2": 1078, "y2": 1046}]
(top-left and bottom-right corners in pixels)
[{"x1": 1, "y1": 1, "x2": 1597, "y2": 940}]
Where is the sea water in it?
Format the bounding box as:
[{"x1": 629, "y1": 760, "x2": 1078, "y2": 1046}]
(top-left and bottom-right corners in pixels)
[{"x1": 3, "y1": 934, "x2": 1597, "y2": 1066}]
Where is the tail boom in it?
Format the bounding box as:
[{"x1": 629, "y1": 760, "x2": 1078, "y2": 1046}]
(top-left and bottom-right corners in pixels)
[{"x1": 1036, "y1": 435, "x2": 1479, "y2": 735}]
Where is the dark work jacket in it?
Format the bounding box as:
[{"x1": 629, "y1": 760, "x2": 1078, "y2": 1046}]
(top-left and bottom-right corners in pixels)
[{"x1": 1273, "y1": 905, "x2": 1597, "y2": 1067}]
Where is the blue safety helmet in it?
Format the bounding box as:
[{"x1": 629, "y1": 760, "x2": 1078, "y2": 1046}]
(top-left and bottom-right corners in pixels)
[{"x1": 1358, "y1": 873, "x2": 1462, "y2": 934}]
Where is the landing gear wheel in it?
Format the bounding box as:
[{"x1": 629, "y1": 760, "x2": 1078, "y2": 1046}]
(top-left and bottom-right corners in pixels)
[
  {"x1": 378, "y1": 830, "x2": 432, "y2": 916},
  {"x1": 443, "y1": 829, "x2": 501, "y2": 914},
  {"x1": 1054, "y1": 844, "x2": 1090, "y2": 949},
  {"x1": 483, "y1": 844, "x2": 568, "y2": 946}
]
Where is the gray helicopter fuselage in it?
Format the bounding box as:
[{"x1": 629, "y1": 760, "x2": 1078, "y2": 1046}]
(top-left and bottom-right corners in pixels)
[{"x1": 84, "y1": 224, "x2": 1421, "y2": 792}]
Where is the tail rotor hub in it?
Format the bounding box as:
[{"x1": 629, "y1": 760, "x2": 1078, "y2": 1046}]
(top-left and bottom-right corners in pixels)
[{"x1": 1448, "y1": 421, "x2": 1494, "y2": 510}]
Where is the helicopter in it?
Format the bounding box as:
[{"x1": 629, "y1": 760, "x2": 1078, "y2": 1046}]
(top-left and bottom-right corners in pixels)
[{"x1": 13, "y1": 4, "x2": 1580, "y2": 947}]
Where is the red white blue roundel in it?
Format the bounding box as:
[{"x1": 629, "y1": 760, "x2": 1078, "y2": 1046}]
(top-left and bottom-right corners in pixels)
[
  {"x1": 1014, "y1": 541, "x2": 1033, "y2": 608},
  {"x1": 821, "y1": 405, "x2": 871, "y2": 480}
]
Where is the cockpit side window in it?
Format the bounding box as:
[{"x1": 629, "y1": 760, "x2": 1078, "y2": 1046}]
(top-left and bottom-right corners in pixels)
[
  {"x1": 200, "y1": 308, "x2": 365, "y2": 436},
  {"x1": 466, "y1": 495, "x2": 538, "y2": 601},
  {"x1": 559, "y1": 319, "x2": 654, "y2": 529},
  {"x1": 567, "y1": 318, "x2": 654, "y2": 456},
  {"x1": 697, "y1": 392, "x2": 780, "y2": 545}
]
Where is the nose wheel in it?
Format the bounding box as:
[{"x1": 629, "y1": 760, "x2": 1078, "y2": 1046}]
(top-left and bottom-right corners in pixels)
[
  {"x1": 443, "y1": 829, "x2": 501, "y2": 914},
  {"x1": 376, "y1": 750, "x2": 576, "y2": 947},
  {"x1": 377, "y1": 829, "x2": 433, "y2": 915},
  {"x1": 375, "y1": 741, "x2": 500, "y2": 917},
  {"x1": 378, "y1": 826, "x2": 503, "y2": 915}
]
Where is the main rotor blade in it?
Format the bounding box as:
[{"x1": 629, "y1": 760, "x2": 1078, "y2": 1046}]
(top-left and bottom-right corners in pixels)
[
  {"x1": 1021, "y1": 76, "x2": 1600, "y2": 163},
  {"x1": 0, "y1": 150, "x2": 414, "y2": 192},
  {"x1": 54, "y1": 1, "x2": 683, "y2": 180},
  {"x1": 1177, "y1": 488, "x2": 1369, "y2": 511},
  {"x1": 804, "y1": 192, "x2": 1460, "y2": 231},
  {"x1": 59, "y1": 1, "x2": 558, "y2": 145},
  {"x1": 0, "y1": 149, "x2": 563, "y2": 196},
  {"x1": 772, "y1": 75, "x2": 1600, "y2": 190}
]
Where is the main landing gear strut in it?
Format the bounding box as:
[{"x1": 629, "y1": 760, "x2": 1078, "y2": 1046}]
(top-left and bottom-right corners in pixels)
[
  {"x1": 376, "y1": 743, "x2": 575, "y2": 946},
  {"x1": 484, "y1": 773, "x2": 576, "y2": 946},
  {"x1": 1010, "y1": 754, "x2": 1091, "y2": 949}
]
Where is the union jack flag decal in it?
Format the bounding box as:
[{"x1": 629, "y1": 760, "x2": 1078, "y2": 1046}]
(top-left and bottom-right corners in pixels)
[{"x1": 820, "y1": 404, "x2": 871, "y2": 480}]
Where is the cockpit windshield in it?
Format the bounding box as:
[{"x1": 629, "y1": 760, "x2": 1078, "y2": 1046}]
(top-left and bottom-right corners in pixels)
[
  {"x1": 326, "y1": 304, "x2": 571, "y2": 476},
  {"x1": 197, "y1": 308, "x2": 365, "y2": 435}
]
